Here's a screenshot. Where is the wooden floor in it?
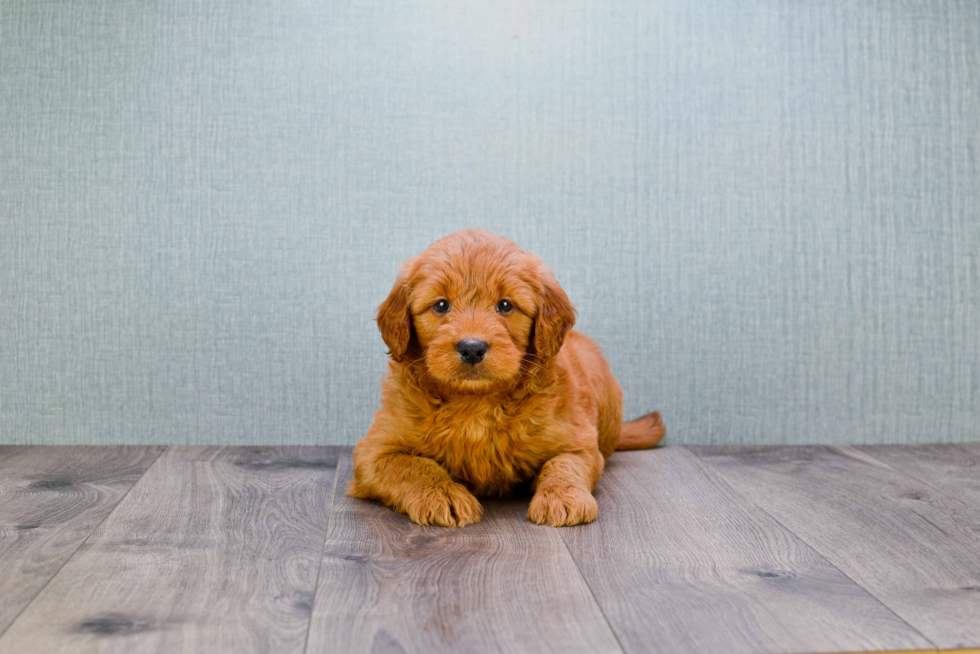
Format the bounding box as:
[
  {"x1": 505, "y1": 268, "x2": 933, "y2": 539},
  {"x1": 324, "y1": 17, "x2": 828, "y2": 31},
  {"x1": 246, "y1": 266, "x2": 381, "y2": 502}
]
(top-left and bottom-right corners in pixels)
[{"x1": 0, "y1": 445, "x2": 978, "y2": 654}]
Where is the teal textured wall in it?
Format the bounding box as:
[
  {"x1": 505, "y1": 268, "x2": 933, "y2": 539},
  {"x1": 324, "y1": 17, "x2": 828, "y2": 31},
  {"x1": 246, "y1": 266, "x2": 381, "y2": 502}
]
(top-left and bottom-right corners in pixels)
[{"x1": 1, "y1": 0, "x2": 978, "y2": 445}]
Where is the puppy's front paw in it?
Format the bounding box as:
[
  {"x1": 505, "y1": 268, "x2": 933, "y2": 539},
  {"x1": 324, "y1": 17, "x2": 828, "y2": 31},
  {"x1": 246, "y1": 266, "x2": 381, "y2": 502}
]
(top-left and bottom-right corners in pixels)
[
  {"x1": 404, "y1": 482, "x2": 483, "y2": 527},
  {"x1": 528, "y1": 486, "x2": 598, "y2": 527}
]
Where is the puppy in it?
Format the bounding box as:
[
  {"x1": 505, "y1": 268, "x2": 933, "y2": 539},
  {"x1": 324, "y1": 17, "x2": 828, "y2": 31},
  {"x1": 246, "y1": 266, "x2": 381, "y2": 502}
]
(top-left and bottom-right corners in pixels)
[{"x1": 348, "y1": 229, "x2": 665, "y2": 527}]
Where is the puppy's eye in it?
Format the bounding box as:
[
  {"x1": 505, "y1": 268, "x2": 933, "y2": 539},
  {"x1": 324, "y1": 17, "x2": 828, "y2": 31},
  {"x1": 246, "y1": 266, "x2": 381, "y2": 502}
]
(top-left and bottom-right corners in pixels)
[
  {"x1": 496, "y1": 300, "x2": 513, "y2": 313},
  {"x1": 433, "y1": 300, "x2": 451, "y2": 314}
]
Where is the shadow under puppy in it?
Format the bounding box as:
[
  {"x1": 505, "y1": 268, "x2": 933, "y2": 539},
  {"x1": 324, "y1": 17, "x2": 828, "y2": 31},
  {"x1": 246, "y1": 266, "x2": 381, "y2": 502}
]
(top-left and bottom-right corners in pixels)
[{"x1": 349, "y1": 229, "x2": 665, "y2": 527}]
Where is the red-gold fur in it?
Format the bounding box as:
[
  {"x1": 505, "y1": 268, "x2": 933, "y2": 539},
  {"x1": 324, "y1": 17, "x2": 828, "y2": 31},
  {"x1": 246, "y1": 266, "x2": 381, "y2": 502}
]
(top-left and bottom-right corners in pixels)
[{"x1": 349, "y1": 229, "x2": 665, "y2": 527}]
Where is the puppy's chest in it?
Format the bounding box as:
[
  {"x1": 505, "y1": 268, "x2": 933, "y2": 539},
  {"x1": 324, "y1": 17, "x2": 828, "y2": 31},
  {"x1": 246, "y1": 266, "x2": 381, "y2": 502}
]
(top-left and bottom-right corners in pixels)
[{"x1": 413, "y1": 403, "x2": 547, "y2": 495}]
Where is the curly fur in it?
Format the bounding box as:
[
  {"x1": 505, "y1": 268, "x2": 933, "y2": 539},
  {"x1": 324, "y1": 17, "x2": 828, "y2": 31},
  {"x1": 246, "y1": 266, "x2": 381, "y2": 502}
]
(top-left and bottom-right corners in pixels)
[{"x1": 349, "y1": 229, "x2": 664, "y2": 527}]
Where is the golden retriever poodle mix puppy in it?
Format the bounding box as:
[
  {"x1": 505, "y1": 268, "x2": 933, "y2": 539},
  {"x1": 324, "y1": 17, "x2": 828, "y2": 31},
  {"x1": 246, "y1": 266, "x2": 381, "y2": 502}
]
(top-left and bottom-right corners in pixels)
[{"x1": 348, "y1": 229, "x2": 665, "y2": 527}]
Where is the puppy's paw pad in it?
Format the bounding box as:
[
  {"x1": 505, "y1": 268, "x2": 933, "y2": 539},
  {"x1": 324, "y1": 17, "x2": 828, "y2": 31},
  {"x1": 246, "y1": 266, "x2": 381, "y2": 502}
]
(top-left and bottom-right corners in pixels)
[
  {"x1": 406, "y1": 483, "x2": 483, "y2": 527},
  {"x1": 528, "y1": 487, "x2": 598, "y2": 527}
]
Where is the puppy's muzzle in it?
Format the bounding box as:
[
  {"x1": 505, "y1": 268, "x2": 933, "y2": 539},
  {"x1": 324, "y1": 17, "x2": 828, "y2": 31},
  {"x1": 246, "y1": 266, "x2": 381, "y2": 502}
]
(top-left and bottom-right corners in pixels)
[{"x1": 457, "y1": 339, "x2": 488, "y2": 365}]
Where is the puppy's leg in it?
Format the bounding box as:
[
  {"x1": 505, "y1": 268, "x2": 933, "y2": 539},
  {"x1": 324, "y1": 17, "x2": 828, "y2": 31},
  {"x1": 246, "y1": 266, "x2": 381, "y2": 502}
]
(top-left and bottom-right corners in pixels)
[
  {"x1": 528, "y1": 449, "x2": 604, "y2": 527},
  {"x1": 349, "y1": 443, "x2": 482, "y2": 527}
]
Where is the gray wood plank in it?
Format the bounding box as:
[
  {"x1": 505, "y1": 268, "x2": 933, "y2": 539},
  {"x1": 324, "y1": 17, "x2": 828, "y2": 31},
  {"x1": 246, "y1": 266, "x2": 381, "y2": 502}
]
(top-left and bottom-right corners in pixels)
[
  {"x1": 960, "y1": 443, "x2": 980, "y2": 457},
  {"x1": 305, "y1": 452, "x2": 623, "y2": 654},
  {"x1": 0, "y1": 446, "x2": 164, "y2": 636},
  {"x1": 692, "y1": 445, "x2": 980, "y2": 649},
  {"x1": 858, "y1": 444, "x2": 980, "y2": 519},
  {"x1": 0, "y1": 446, "x2": 340, "y2": 654},
  {"x1": 559, "y1": 447, "x2": 932, "y2": 654}
]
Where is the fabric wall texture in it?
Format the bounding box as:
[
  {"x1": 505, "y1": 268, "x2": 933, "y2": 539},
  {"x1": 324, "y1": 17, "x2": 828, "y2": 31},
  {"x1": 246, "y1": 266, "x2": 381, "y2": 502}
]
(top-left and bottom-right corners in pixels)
[{"x1": 1, "y1": 0, "x2": 978, "y2": 446}]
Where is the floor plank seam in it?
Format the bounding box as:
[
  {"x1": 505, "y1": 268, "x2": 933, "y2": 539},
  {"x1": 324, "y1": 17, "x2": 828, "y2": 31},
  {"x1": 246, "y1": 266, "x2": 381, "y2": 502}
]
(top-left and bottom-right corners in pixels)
[
  {"x1": 682, "y1": 446, "x2": 942, "y2": 651},
  {"x1": 848, "y1": 446, "x2": 980, "y2": 544},
  {"x1": 557, "y1": 523, "x2": 628, "y2": 654},
  {"x1": 0, "y1": 445, "x2": 170, "y2": 643},
  {"x1": 302, "y1": 448, "x2": 346, "y2": 654}
]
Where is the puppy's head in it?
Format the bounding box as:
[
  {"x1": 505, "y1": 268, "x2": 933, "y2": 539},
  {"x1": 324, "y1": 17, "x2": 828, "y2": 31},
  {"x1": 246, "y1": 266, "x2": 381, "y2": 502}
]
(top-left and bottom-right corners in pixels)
[{"x1": 377, "y1": 229, "x2": 576, "y2": 394}]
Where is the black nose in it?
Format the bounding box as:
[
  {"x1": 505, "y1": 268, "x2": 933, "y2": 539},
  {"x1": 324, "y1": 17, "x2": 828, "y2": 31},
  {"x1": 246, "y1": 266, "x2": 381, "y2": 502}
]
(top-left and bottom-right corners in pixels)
[{"x1": 457, "y1": 339, "x2": 488, "y2": 365}]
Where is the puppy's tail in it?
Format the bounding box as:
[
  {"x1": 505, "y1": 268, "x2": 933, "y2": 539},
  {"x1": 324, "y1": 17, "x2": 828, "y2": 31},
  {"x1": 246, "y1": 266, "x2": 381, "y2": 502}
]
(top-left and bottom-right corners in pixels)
[{"x1": 616, "y1": 412, "x2": 666, "y2": 451}]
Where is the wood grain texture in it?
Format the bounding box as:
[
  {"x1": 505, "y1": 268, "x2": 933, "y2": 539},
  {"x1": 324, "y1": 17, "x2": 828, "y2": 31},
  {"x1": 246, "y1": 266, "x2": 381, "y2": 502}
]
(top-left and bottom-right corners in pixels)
[
  {"x1": 305, "y1": 452, "x2": 623, "y2": 654},
  {"x1": 0, "y1": 446, "x2": 340, "y2": 653},
  {"x1": 858, "y1": 444, "x2": 980, "y2": 512},
  {"x1": 960, "y1": 444, "x2": 980, "y2": 458},
  {"x1": 0, "y1": 446, "x2": 164, "y2": 636},
  {"x1": 692, "y1": 445, "x2": 980, "y2": 649},
  {"x1": 559, "y1": 447, "x2": 932, "y2": 654}
]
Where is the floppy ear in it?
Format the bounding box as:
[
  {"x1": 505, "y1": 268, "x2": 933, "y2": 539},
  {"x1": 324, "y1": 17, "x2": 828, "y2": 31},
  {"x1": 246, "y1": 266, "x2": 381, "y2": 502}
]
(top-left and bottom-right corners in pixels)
[
  {"x1": 377, "y1": 275, "x2": 413, "y2": 362},
  {"x1": 533, "y1": 272, "x2": 576, "y2": 360}
]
